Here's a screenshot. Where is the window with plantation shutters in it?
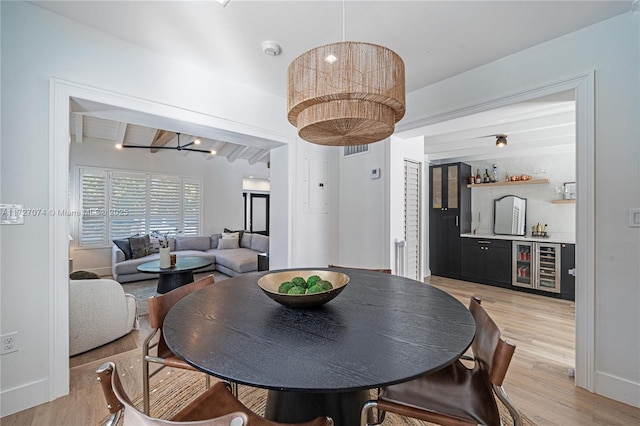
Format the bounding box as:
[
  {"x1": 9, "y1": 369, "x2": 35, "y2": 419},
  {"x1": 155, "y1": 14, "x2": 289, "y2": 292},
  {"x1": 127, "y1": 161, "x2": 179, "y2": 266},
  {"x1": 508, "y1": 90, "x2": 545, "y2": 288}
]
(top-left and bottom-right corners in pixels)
[
  {"x1": 76, "y1": 167, "x2": 202, "y2": 247},
  {"x1": 404, "y1": 160, "x2": 422, "y2": 281},
  {"x1": 79, "y1": 168, "x2": 108, "y2": 246},
  {"x1": 111, "y1": 172, "x2": 147, "y2": 239}
]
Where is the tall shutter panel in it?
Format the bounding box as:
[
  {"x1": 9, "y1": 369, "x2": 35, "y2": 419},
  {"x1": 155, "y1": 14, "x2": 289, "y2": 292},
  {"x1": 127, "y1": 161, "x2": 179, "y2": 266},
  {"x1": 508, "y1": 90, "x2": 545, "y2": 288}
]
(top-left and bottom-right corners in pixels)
[
  {"x1": 79, "y1": 168, "x2": 108, "y2": 246},
  {"x1": 182, "y1": 178, "x2": 202, "y2": 235},
  {"x1": 110, "y1": 172, "x2": 147, "y2": 238},
  {"x1": 404, "y1": 160, "x2": 421, "y2": 281},
  {"x1": 149, "y1": 175, "x2": 181, "y2": 234}
]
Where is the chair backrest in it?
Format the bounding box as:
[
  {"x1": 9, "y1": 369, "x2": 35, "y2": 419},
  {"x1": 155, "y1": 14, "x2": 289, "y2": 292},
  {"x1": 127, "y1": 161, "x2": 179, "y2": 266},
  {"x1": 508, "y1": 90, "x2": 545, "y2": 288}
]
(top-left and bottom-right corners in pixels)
[
  {"x1": 97, "y1": 362, "x2": 247, "y2": 426},
  {"x1": 328, "y1": 265, "x2": 392, "y2": 274},
  {"x1": 468, "y1": 296, "x2": 516, "y2": 387},
  {"x1": 148, "y1": 274, "x2": 215, "y2": 329},
  {"x1": 147, "y1": 275, "x2": 215, "y2": 357}
]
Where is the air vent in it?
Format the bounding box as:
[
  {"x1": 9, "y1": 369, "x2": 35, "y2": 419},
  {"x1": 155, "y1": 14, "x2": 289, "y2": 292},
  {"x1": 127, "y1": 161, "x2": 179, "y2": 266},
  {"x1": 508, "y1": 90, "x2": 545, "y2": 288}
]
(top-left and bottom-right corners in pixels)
[{"x1": 343, "y1": 145, "x2": 369, "y2": 157}]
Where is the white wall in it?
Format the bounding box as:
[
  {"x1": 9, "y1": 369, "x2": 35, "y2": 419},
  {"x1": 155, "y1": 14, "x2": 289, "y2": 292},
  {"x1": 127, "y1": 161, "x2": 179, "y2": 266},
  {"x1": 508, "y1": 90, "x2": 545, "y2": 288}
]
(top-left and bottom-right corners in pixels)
[
  {"x1": 0, "y1": 1, "x2": 292, "y2": 416},
  {"x1": 69, "y1": 140, "x2": 269, "y2": 275},
  {"x1": 337, "y1": 141, "x2": 390, "y2": 269},
  {"x1": 402, "y1": 12, "x2": 640, "y2": 407},
  {"x1": 466, "y1": 150, "x2": 576, "y2": 239}
]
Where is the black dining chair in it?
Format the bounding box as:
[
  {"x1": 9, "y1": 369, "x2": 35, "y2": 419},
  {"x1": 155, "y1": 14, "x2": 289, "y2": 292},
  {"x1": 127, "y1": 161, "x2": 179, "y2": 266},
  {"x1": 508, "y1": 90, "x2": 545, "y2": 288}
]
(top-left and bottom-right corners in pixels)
[{"x1": 361, "y1": 297, "x2": 522, "y2": 426}]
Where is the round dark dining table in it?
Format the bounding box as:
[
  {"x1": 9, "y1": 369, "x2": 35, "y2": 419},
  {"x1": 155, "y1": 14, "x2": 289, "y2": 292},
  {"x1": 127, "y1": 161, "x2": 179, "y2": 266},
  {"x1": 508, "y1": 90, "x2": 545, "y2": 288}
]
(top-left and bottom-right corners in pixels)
[{"x1": 163, "y1": 268, "x2": 475, "y2": 426}]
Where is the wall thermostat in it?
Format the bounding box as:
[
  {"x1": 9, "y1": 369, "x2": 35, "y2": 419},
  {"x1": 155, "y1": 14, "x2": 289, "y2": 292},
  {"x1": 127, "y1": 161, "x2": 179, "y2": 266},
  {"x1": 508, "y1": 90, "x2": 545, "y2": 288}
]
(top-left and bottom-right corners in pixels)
[{"x1": 370, "y1": 168, "x2": 381, "y2": 179}]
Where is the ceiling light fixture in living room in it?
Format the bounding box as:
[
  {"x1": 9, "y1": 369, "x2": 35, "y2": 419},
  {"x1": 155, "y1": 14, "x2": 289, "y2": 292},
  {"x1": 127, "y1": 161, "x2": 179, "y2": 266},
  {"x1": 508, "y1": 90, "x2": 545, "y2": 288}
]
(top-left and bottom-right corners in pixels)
[{"x1": 286, "y1": 1, "x2": 405, "y2": 146}]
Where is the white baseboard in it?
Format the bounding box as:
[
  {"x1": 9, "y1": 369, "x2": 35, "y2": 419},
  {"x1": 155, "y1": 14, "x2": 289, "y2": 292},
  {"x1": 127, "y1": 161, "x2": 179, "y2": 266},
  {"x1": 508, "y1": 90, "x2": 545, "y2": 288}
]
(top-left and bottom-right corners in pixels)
[
  {"x1": 594, "y1": 371, "x2": 640, "y2": 409},
  {"x1": 0, "y1": 378, "x2": 49, "y2": 417}
]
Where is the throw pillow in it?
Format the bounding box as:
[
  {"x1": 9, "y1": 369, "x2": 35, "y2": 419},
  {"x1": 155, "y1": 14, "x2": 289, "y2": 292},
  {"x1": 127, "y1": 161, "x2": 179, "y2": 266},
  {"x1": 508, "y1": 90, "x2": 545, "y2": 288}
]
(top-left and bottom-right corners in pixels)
[
  {"x1": 217, "y1": 238, "x2": 239, "y2": 250},
  {"x1": 223, "y1": 228, "x2": 244, "y2": 240},
  {"x1": 113, "y1": 238, "x2": 133, "y2": 260},
  {"x1": 222, "y1": 231, "x2": 240, "y2": 240},
  {"x1": 129, "y1": 234, "x2": 151, "y2": 259}
]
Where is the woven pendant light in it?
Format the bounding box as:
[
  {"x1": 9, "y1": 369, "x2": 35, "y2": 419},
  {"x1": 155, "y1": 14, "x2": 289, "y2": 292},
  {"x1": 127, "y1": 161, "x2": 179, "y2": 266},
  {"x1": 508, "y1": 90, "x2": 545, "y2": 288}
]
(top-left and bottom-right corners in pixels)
[{"x1": 287, "y1": 41, "x2": 405, "y2": 146}]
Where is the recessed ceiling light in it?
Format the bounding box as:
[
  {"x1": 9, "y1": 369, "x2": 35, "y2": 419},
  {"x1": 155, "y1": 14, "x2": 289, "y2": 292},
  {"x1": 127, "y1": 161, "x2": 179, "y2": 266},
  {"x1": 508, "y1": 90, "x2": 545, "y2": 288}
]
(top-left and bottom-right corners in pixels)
[
  {"x1": 194, "y1": 138, "x2": 201, "y2": 145},
  {"x1": 115, "y1": 143, "x2": 123, "y2": 149},
  {"x1": 209, "y1": 150, "x2": 217, "y2": 155}
]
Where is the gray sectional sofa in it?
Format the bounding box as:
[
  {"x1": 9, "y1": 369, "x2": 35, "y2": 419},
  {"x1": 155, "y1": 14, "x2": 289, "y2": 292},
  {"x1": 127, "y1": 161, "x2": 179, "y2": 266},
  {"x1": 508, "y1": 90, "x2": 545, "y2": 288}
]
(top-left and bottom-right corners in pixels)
[{"x1": 112, "y1": 232, "x2": 269, "y2": 283}]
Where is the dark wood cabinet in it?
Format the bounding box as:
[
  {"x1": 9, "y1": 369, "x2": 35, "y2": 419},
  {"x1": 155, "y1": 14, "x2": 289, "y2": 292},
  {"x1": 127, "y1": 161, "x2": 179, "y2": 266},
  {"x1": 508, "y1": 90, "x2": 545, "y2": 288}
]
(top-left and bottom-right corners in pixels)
[
  {"x1": 460, "y1": 238, "x2": 512, "y2": 286},
  {"x1": 429, "y1": 163, "x2": 471, "y2": 278},
  {"x1": 560, "y1": 243, "x2": 575, "y2": 300}
]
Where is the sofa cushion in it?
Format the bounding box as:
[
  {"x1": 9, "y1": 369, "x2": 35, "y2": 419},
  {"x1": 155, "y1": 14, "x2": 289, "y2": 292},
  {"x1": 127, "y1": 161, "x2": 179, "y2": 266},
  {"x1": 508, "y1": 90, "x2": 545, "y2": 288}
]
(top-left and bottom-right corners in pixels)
[
  {"x1": 210, "y1": 233, "x2": 222, "y2": 249},
  {"x1": 129, "y1": 234, "x2": 151, "y2": 259},
  {"x1": 113, "y1": 238, "x2": 133, "y2": 260},
  {"x1": 175, "y1": 236, "x2": 211, "y2": 251},
  {"x1": 251, "y1": 234, "x2": 269, "y2": 253},
  {"x1": 217, "y1": 238, "x2": 239, "y2": 250},
  {"x1": 240, "y1": 232, "x2": 253, "y2": 249},
  {"x1": 213, "y1": 248, "x2": 258, "y2": 274}
]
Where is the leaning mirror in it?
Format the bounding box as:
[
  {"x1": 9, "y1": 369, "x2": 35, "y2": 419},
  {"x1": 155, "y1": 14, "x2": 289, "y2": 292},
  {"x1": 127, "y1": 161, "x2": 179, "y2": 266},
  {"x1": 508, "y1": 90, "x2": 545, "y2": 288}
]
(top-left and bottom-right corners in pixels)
[{"x1": 494, "y1": 195, "x2": 527, "y2": 236}]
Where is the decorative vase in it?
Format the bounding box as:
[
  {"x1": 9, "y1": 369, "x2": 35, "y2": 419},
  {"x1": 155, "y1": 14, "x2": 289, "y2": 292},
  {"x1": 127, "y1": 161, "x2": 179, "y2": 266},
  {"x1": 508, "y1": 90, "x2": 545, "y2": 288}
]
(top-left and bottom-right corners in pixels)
[{"x1": 159, "y1": 247, "x2": 171, "y2": 268}]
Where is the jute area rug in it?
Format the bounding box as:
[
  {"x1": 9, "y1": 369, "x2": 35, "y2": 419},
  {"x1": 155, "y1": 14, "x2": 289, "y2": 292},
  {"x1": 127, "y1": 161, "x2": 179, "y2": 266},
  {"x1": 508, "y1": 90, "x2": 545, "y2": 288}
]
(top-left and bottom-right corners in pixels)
[{"x1": 100, "y1": 368, "x2": 536, "y2": 426}]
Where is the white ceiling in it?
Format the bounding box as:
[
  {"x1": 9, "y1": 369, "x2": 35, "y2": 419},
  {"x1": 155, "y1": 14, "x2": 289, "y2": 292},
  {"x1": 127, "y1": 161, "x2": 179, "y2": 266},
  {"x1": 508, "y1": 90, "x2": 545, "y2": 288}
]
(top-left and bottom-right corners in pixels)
[{"x1": 33, "y1": 0, "x2": 631, "y2": 160}]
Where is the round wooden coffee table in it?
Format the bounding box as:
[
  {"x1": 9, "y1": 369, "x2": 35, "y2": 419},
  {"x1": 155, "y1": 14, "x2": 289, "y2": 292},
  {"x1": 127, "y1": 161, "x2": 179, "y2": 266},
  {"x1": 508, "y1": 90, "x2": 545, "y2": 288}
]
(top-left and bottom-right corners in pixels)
[{"x1": 137, "y1": 256, "x2": 212, "y2": 294}]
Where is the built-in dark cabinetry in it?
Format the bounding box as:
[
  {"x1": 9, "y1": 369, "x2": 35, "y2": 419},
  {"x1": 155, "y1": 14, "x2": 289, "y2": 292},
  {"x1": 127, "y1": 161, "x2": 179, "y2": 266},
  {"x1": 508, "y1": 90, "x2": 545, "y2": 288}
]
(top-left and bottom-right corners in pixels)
[
  {"x1": 429, "y1": 163, "x2": 471, "y2": 279},
  {"x1": 460, "y1": 238, "x2": 512, "y2": 287},
  {"x1": 560, "y1": 243, "x2": 576, "y2": 300}
]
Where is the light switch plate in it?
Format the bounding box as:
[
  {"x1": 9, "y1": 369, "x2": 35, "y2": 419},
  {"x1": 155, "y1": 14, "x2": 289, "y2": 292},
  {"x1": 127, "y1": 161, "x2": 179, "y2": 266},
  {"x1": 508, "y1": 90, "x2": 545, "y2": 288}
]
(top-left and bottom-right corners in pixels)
[
  {"x1": 629, "y1": 208, "x2": 640, "y2": 227},
  {"x1": 370, "y1": 168, "x2": 381, "y2": 179}
]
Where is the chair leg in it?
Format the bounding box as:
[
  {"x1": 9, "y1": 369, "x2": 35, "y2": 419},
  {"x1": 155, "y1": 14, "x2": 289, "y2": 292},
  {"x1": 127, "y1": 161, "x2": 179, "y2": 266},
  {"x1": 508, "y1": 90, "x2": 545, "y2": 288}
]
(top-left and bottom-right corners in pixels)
[
  {"x1": 142, "y1": 358, "x2": 150, "y2": 415},
  {"x1": 361, "y1": 400, "x2": 385, "y2": 426},
  {"x1": 493, "y1": 384, "x2": 523, "y2": 426}
]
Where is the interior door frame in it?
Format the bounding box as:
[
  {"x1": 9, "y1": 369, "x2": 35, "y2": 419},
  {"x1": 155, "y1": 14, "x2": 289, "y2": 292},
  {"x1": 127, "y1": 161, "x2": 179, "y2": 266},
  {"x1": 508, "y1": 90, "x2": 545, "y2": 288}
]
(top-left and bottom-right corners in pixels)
[
  {"x1": 48, "y1": 78, "x2": 289, "y2": 401},
  {"x1": 250, "y1": 193, "x2": 270, "y2": 235},
  {"x1": 397, "y1": 72, "x2": 595, "y2": 392}
]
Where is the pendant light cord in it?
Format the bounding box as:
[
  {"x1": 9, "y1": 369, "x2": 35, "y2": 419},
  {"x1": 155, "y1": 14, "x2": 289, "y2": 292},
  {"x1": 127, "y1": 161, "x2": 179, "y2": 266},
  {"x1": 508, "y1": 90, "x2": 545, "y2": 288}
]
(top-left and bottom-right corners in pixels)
[{"x1": 342, "y1": 0, "x2": 346, "y2": 41}]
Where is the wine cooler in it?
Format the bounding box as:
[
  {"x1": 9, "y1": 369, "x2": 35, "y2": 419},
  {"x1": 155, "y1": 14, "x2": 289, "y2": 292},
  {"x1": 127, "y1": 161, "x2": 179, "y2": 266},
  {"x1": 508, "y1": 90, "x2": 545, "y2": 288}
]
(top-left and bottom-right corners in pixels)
[{"x1": 512, "y1": 241, "x2": 561, "y2": 294}]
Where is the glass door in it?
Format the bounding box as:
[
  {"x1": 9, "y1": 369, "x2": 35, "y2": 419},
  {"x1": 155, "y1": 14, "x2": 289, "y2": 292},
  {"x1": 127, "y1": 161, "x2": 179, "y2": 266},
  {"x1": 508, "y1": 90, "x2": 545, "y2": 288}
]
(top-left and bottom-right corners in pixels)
[
  {"x1": 513, "y1": 241, "x2": 533, "y2": 288},
  {"x1": 536, "y1": 243, "x2": 561, "y2": 293}
]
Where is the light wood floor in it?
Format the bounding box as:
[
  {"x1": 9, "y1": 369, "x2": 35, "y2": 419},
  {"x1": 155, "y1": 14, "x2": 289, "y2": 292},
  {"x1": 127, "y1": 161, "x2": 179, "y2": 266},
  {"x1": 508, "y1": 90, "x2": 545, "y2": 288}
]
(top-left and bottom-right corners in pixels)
[{"x1": 3, "y1": 276, "x2": 640, "y2": 425}]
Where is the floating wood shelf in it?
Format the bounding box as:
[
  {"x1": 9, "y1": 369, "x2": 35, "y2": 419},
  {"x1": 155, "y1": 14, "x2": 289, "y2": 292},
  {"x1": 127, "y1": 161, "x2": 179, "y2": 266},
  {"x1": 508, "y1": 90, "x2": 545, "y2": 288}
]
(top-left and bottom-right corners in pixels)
[
  {"x1": 467, "y1": 178, "x2": 550, "y2": 188},
  {"x1": 551, "y1": 199, "x2": 576, "y2": 204}
]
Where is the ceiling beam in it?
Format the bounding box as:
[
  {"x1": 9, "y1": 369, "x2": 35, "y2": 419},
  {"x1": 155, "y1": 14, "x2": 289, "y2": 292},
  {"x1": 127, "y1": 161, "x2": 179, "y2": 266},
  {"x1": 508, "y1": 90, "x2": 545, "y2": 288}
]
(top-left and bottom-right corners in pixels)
[
  {"x1": 74, "y1": 113, "x2": 84, "y2": 143},
  {"x1": 227, "y1": 146, "x2": 250, "y2": 163},
  {"x1": 249, "y1": 149, "x2": 270, "y2": 165},
  {"x1": 150, "y1": 130, "x2": 175, "y2": 153},
  {"x1": 115, "y1": 122, "x2": 127, "y2": 144}
]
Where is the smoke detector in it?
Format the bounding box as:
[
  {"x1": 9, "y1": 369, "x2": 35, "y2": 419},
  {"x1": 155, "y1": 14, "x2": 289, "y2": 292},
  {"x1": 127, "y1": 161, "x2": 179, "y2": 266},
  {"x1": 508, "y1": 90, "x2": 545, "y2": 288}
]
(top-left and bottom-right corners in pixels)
[{"x1": 261, "y1": 41, "x2": 282, "y2": 57}]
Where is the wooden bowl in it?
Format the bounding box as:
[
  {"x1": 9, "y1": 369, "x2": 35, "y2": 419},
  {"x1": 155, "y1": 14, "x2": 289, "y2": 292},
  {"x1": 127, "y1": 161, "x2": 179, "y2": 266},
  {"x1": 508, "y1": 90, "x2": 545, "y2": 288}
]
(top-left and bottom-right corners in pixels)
[{"x1": 257, "y1": 270, "x2": 349, "y2": 308}]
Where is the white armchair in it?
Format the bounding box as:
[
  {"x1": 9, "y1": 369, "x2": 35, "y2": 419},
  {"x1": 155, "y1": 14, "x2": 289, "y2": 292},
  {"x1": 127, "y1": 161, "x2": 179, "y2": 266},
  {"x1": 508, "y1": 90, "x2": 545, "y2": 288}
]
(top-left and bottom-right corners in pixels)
[{"x1": 69, "y1": 278, "x2": 138, "y2": 356}]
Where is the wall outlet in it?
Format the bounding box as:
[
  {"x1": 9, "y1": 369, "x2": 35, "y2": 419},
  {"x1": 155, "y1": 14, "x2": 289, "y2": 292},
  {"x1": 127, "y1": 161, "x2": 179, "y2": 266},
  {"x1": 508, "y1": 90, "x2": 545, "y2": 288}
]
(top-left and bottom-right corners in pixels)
[{"x1": 1, "y1": 332, "x2": 19, "y2": 355}]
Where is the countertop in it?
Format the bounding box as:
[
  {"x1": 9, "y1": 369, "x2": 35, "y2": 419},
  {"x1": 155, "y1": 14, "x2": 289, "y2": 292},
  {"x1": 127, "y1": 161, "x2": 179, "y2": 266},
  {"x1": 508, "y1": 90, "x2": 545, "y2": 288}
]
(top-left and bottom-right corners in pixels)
[{"x1": 461, "y1": 232, "x2": 576, "y2": 244}]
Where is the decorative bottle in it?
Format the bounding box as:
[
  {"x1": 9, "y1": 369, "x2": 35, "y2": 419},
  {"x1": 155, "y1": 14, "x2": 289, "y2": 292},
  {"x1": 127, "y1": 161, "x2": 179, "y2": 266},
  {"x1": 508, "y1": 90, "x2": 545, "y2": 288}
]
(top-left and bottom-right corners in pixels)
[
  {"x1": 483, "y1": 169, "x2": 490, "y2": 183},
  {"x1": 475, "y1": 169, "x2": 481, "y2": 184}
]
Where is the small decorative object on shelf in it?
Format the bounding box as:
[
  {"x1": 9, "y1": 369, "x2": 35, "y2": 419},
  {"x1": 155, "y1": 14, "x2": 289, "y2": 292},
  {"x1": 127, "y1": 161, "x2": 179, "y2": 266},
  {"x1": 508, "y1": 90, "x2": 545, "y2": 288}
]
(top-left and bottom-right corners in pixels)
[{"x1": 531, "y1": 223, "x2": 550, "y2": 238}]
